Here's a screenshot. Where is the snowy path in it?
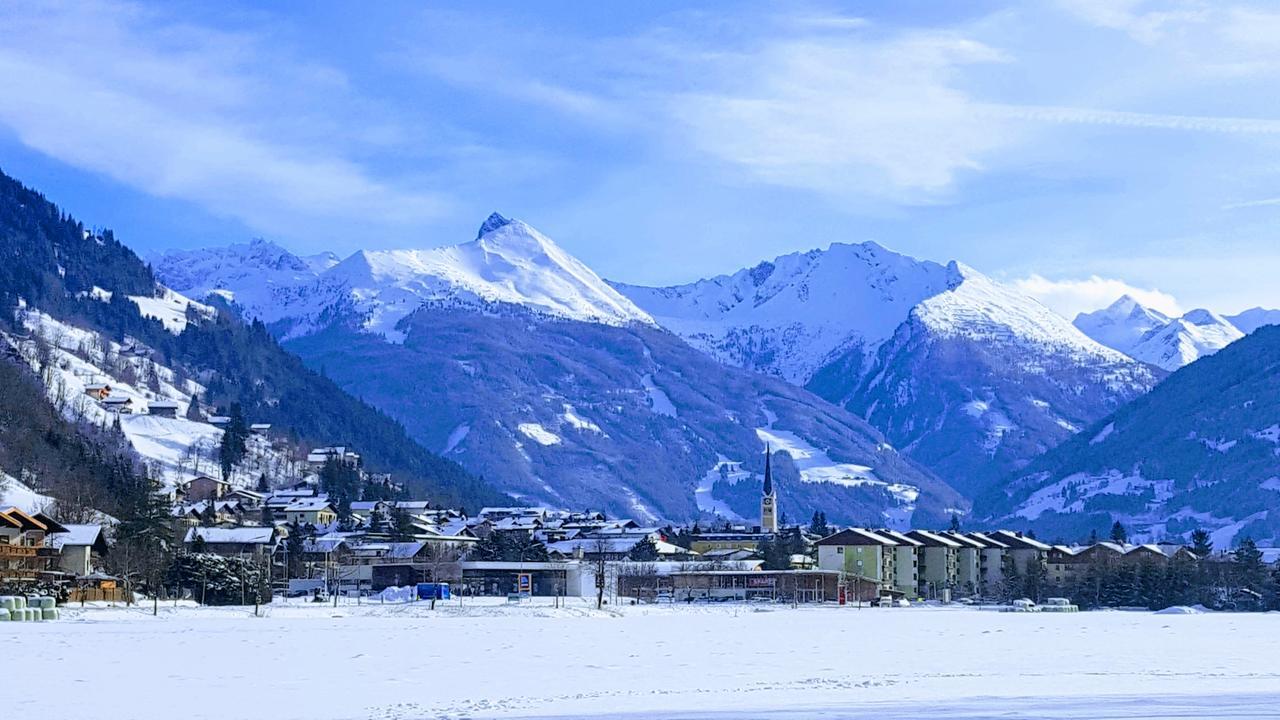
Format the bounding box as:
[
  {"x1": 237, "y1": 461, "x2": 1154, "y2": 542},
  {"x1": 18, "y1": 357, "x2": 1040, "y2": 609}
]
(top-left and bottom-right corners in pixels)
[{"x1": 10, "y1": 601, "x2": 1279, "y2": 720}]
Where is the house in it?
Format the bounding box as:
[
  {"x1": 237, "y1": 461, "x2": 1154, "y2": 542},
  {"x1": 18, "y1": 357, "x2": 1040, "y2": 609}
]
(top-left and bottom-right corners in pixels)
[
  {"x1": 207, "y1": 415, "x2": 230, "y2": 427},
  {"x1": 249, "y1": 423, "x2": 272, "y2": 435},
  {"x1": 100, "y1": 395, "x2": 135, "y2": 413},
  {"x1": 226, "y1": 488, "x2": 266, "y2": 509},
  {"x1": 46, "y1": 524, "x2": 109, "y2": 577},
  {"x1": 0, "y1": 507, "x2": 68, "y2": 581},
  {"x1": 814, "y1": 528, "x2": 900, "y2": 592},
  {"x1": 83, "y1": 383, "x2": 111, "y2": 400},
  {"x1": 176, "y1": 475, "x2": 231, "y2": 502},
  {"x1": 688, "y1": 530, "x2": 771, "y2": 554},
  {"x1": 905, "y1": 530, "x2": 962, "y2": 599},
  {"x1": 306, "y1": 446, "x2": 361, "y2": 470},
  {"x1": 184, "y1": 526, "x2": 277, "y2": 558},
  {"x1": 148, "y1": 400, "x2": 180, "y2": 418},
  {"x1": 280, "y1": 497, "x2": 338, "y2": 527}
]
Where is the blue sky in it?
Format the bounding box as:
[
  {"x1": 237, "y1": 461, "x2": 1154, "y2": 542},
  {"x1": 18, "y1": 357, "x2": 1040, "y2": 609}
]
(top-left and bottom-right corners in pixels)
[{"x1": 2, "y1": 0, "x2": 1280, "y2": 316}]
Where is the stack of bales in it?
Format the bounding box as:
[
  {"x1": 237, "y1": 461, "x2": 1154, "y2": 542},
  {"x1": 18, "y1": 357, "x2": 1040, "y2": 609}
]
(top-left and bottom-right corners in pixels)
[{"x1": 0, "y1": 595, "x2": 59, "y2": 621}]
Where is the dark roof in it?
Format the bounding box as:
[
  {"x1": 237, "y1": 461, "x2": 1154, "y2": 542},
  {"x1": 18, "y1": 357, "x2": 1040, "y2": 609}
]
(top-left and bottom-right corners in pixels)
[
  {"x1": 814, "y1": 528, "x2": 897, "y2": 547},
  {"x1": 762, "y1": 445, "x2": 774, "y2": 497}
]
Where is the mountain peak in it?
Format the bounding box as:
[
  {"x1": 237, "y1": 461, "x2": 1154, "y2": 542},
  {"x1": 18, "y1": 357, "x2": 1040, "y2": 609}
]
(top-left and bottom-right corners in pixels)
[{"x1": 477, "y1": 212, "x2": 513, "y2": 239}]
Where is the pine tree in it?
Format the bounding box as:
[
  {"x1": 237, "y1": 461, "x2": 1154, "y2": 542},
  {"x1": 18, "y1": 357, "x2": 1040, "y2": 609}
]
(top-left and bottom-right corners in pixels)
[
  {"x1": 948, "y1": 513, "x2": 961, "y2": 533},
  {"x1": 1232, "y1": 537, "x2": 1267, "y2": 594},
  {"x1": 1110, "y1": 520, "x2": 1128, "y2": 545},
  {"x1": 255, "y1": 473, "x2": 270, "y2": 493},
  {"x1": 389, "y1": 506, "x2": 416, "y2": 543},
  {"x1": 1190, "y1": 528, "x2": 1213, "y2": 557},
  {"x1": 185, "y1": 392, "x2": 202, "y2": 421},
  {"x1": 808, "y1": 511, "x2": 830, "y2": 537},
  {"x1": 628, "y1": 536, "x2": 659, "y2": 561}
]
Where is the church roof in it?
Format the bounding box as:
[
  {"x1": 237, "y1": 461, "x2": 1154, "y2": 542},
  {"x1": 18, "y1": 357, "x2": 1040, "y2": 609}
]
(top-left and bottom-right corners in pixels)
[{"x1": 762, "y1": 445, "x2": 774, "y2": 497}]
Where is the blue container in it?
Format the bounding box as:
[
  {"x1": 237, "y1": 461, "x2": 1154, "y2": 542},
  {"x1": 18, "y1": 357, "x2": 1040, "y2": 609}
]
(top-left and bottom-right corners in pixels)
[{"x1": 416, "y1": 582, "x2": 451, "y2": 600}]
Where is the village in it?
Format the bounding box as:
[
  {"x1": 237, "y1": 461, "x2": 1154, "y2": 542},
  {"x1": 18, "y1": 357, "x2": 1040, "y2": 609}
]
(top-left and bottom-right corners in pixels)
[{"x1": 4, "y1": 413, "x2": 1272, "y2": 615}]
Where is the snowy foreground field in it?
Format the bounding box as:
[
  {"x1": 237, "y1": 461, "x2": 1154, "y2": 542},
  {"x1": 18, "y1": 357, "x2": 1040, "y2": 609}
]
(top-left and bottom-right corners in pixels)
[{"x1": 12, "y1": 599, "x2": 1280, "y2": 720}]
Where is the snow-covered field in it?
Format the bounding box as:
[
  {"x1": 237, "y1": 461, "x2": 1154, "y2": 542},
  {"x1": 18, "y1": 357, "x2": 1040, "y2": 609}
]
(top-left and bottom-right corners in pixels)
[{"x1": 11, "y1": 600, "x2": 1279, "y2": 719}]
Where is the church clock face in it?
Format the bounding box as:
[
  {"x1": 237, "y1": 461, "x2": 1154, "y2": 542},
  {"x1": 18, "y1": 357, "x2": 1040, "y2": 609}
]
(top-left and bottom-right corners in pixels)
[{"x1": 763, "y1": 498, "x2": 773, "y2": 507}]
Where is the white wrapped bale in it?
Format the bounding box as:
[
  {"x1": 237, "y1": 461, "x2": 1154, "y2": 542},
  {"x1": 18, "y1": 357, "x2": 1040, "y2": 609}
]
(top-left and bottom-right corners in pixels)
[
  {"x1": 39, "y1": 596, "x2": 55, "y2": 609},
  {"x1": 14, "y1": 595, "x2": 26, "y2": 610},
  {"x1": 0, "y1": 596, "x2": 15, "y2": 611},
  {"x1": 42, "y1": 608, "x2": 58, "y2": 620},
  {"x1": 0, "y1": 608, "x2": 9, "y2": 621}
]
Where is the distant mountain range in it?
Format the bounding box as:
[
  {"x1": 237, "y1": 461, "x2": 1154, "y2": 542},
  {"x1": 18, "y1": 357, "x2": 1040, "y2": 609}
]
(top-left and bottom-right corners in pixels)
[
  {"x1": 1073, "y1": 296, "x2": 1265, "y2": 371},
  {"x1": 615, "y1": 245, "x2": 1157, "y2": 498},
  {"x1": 155, "y1": 216, "x2": 959, "y2": 526}
]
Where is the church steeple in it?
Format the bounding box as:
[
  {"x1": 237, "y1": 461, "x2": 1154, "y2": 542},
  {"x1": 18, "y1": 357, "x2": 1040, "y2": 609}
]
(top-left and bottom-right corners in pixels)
[
  {"x1": 762, "y1": 444, "x2": 774, "y2": 497},
  {"x1": 760, "y1": 444, "x2": 778, "y2": 533}
]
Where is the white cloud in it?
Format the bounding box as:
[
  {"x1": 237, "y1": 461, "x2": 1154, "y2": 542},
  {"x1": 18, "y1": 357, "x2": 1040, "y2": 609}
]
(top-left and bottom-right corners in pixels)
[
  {"x1": 0, "y1": 1, "x2": 449, "y2": 240},
  {"x1": 1013, "y1": 274, "x2": 1183, "y2": 318},
  {"x1": 666, "y1": 30, "x2": 1014, "y2": 202}
]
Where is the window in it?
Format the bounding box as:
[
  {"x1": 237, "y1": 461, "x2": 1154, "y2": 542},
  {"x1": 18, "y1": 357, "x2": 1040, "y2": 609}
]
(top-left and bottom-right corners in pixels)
[{"x1": 836, "y1": 547, "x2": 844, "y2": 554}]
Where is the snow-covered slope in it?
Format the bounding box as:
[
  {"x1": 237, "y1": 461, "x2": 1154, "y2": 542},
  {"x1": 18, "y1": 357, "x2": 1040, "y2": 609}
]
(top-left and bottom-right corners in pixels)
[
  {"x1": 157, "y1": 214, "x2": 654, "y2": 343},
  {"x1": 1073, "y1": 296, "x2": 1172, "y2": 356},
  {"x1": 992, "y1": 324, "x2": 1280, "y2": 546},
  {"x1": 1076, "y1": 297, "x2": 1244, "y2": 371},
  {"x1": 1126, "y1": 309, "x2": 1243, "y2": 372},
  {"x1": 613, "y1": 242, "x2": 952, "y2": 384}
]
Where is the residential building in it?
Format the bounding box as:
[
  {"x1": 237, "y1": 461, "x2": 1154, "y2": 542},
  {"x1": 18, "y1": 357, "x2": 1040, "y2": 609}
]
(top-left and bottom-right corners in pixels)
[
  {"x1": 905, "y1": 530, "x2": 961, "y2": 598},
  {"x1": 184, "y1": 526, "x2": 278, "y2": 559},
  {"x1": 46, "y1": 524, "x2": 108, "y2": 577},
  {"x1": 148, "y1": 400, "x2": 180, "y2": 418},
  {"x1": 876, "y1": 529, "x2": 923, "y2": 598},
  {"x1": 814, "y1": 528, "x2": 899, "y2": 592},
  {"x1": 940, "y1": 531, "x2": 985, "y2": 596}
]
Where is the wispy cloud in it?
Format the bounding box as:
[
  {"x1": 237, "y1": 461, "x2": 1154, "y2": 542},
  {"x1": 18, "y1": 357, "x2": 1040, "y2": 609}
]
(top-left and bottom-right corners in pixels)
[
  {"x1": 1013, "y1": 274, "x2": 1183, "y2": 318},
  {"x1": 0, "y1": 1, "x2": 449, "y2": 240}
]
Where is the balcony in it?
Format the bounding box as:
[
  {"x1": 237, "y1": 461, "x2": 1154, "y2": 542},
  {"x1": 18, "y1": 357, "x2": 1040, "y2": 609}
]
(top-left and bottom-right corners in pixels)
[{"x1": 0, "y1": 545, "x2": 37, "y2": 558}]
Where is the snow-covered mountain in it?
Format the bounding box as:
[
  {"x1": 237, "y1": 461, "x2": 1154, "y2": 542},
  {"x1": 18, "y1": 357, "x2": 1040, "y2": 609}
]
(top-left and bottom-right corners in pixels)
[
  {"x1": 158, "y1": 217, "x2": 960, "y2": 525},
  {"x1": 157, "y1": 213, "x2": 654, "y2": 342},
  {"x1": 1074, "y1": 297, "x2": 1244, "y2": 371},
  {"x1": 1073, "y1": 296, "x2": 1171, "y2": 355},
  {"x1": 613, "y1": 242, "x2": 953, "y2": 384},
  {"x1": 618, "y1": 245, "x2": 1157, "y2": 497},
  {"x1": 1229, "y1": 307, "x2": 1280, "y2": 335}
]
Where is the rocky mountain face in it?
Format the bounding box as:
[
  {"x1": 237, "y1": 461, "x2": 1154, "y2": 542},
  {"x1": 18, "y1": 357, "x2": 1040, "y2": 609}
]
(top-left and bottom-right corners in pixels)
[
  {"x1": 1075, "y1": 296, "x2": 1245, "y2": 371},
  {"x1": 158, "y1": 218, "x2": 961, "y2": 526},
  {"x1": 987, "y1": 325, "x2": 1280, "y2": 547},
  {"x1": 618, "y1": 248, "x2": 1158, "y2": 498}
]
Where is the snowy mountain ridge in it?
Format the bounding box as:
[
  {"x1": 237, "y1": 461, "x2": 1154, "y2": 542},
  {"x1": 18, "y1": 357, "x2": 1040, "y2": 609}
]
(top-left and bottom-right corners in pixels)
[
  {"x1": 1074, "y1": 296, "x2": 1249, "y2": 371},
  {"x1": 156, "y1": 214, "x2": 655, "y2": 343}
]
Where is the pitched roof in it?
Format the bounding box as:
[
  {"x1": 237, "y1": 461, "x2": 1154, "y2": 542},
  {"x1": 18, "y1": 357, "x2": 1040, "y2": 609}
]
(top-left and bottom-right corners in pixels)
[
  {"x1": 905, "y1": 530, "x2": 962, "y2": 548},
  {"x1": 990, "y1": 530, "x2": 1052, "y2": 551},
  {"x1": 46, "y1": 524, "x2": 104, "y2": 549},
  {"x1": 185, "y1": 526, "x2": 275, "y2": 544},
  {"x1": 815, "y1": 528, "x2": 898, "y2": 547}
]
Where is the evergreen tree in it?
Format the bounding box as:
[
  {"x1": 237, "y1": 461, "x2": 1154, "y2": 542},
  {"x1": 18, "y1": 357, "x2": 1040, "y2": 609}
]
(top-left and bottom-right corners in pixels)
[
  {"x1": 948, "y1": 513, "x2": 961, "y2": 533},
  {"x1": 1232, "y1": 537, "x2": 1267, "y2": 593},
  {"x1": 628, "y1": 536, "x2": 659, "y2": 562},
  {"x1": 319, "y1": 458, "x2": 361, "y2": 523},
  {"x1": 1088, "y1": 528, "x2": 1100, "y2": 545},
  {"x1": 389, "y1": 506, "x2": 417, "y2": 543},
  {"x1": 1110, "y1": 520, "x2": 1128, "y2": 545},
  {"x1": 255, "y1": 473, "x2": 270, "y2": 493},
  {"x1": 1190, "y1": 528, "x2": 1213, "y2": 557},
  {"x1": 185, "y1": 392, "x2": 202, "y2": 422},
  {"x1": 808, "y1": 511, "x2": 830, "y2": 537}
]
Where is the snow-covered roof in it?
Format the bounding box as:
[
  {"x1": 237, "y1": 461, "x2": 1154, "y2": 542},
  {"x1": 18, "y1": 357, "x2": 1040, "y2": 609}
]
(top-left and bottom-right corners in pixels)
[
  {"x1": 283, "y1": 498, "x2": 334, "y2": 512},
  {"x1": 185, "y1": 527, "x2": 275, "y2": 544},
  {"x1": 905, "y1": 530, "x2": 962, "y2": 548},
  {"x1": 815, "y1": 528, "x2": 899, "y2": 547},
  {"x1": 46, "y1": 524, "x2": 104, "y2": 549}
]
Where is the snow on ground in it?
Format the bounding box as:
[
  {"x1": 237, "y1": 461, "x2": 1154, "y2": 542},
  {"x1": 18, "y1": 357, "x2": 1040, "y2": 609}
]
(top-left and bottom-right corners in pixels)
[
  {"x1": 0, "y1": 474, "x2": 55, "y2": 513},
  {"x1": 641, "y1": 374, "x2": 678, "y2": 418},
  {"x1": 1014, "y1": 470, "x2": 1174, "y2": 521},
  {"x1": 518, "y1": 423, "x2": 562, "y2": 446},
  {"x1": 695, "y1": 456, "x2": 750, "y2": 521},
  {"x1": 560, "y1": 404, "x2": 602, "y2": 434},
  {"x1": 10, "y1": 601, "x2": 1280, "y2": 720},
  {"x1": 754, "y1": 409, "x2": 917, "y2": 527},
  {"x1": 443, "y1": 423, "x2": 471, "y2": 454},
  {"x1": 128, "y1": 286, "x2": 215, "y2": 334}
]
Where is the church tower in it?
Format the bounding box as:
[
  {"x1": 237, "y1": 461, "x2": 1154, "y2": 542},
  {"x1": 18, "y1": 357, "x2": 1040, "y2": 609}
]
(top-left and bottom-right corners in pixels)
[{"x1": 760, "y1": 445, "x2": 778, "y2": 533}]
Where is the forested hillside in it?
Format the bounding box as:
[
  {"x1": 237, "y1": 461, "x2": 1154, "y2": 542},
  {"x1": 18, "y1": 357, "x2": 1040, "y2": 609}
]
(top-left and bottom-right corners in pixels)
[{"x1": 0, "y1": 168, "x2": 507, "y2": 511}]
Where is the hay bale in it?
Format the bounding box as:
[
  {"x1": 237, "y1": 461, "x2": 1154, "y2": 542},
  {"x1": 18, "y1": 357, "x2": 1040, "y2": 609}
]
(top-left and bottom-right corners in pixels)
[
  {"x1": 0, "y1": 608, "x2": 9, "y2": 621},
  {"x1": 0, "y1": 596, "x2": 15, "y2": 611},
  {"x1": 42, "y1": 608, "x2": 58, "y2": 620},
  {"x1": 14, "y1": 596, "x2": 26, "y2": 610},
  {"x1": 38, "y1": 596, "x2": 55, "y2": 609}
]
